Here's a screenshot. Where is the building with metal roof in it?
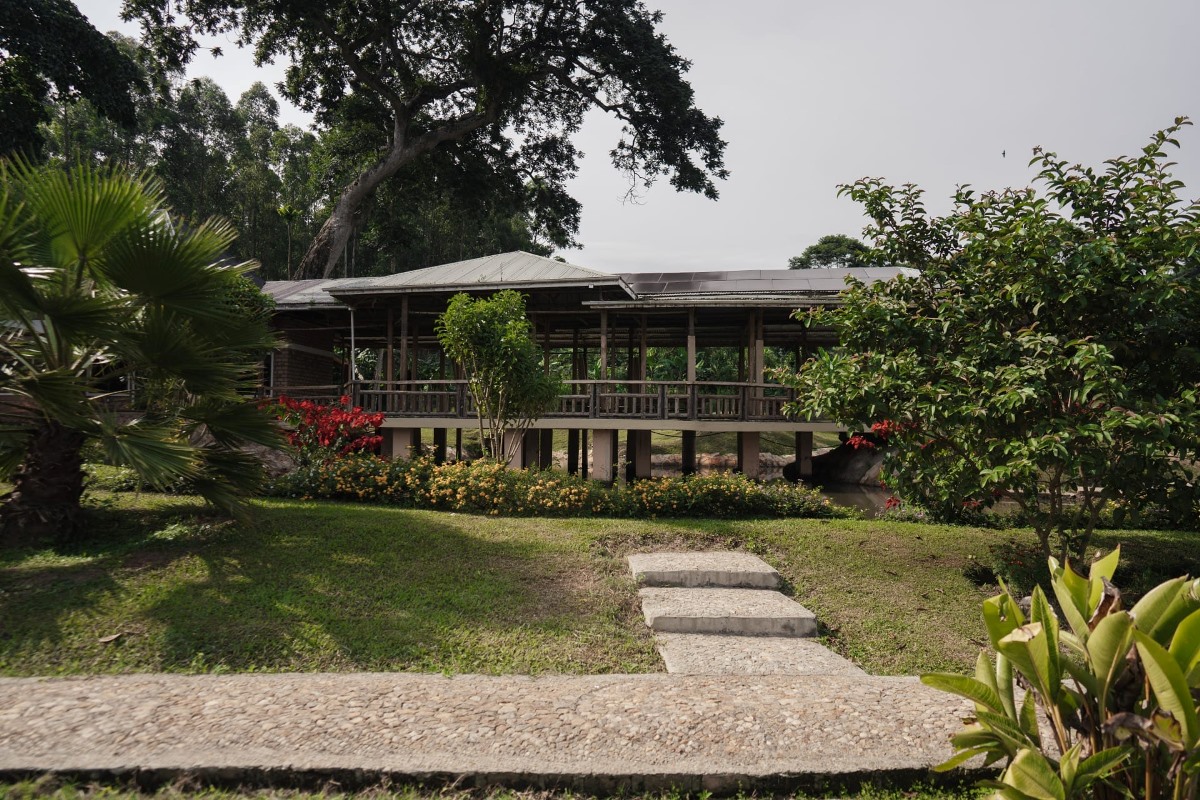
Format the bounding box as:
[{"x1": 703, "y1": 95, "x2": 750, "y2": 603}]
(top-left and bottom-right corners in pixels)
[{"x1": 263, "y1": 251, "x2": 912, "y2": 482}]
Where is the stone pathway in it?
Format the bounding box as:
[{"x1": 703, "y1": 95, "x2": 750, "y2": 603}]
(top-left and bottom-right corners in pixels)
[
  {"x1": 0, "y1": 672, "x2": 970, "y2": 793},
  {"x1": 629, "y1": 551, "x2": 863, "y2": 676}
]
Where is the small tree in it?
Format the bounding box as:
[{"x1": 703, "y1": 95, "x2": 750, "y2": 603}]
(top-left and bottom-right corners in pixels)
[
  {"x1": 0, "y1": 161, "x2": 282, "y2": 541},
  {"x1": 435, "y1": 291, "x2": 560, "y2": 464},
  {"x1": 788, "y1": 234, "x2": 869, "y2": 269},
  {"x1": 781, "y1": 120, "x2": 1200, "y2": 562}
]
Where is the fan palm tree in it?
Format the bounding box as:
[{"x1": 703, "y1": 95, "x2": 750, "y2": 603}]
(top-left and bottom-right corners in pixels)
[{"x1": 0, "y1": 161, "x2": 281, "y2": 542}]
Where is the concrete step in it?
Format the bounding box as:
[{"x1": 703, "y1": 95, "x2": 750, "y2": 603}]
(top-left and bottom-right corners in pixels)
[
  {"x1": 655, "y1": 633, "x2": 864, "y2": 676},
  {"x1": 638, "y1": 587, "x2": 817, "y2": 636},
  {"x1": 627, "y1": 551, "x2": 781, "y2": 589}
]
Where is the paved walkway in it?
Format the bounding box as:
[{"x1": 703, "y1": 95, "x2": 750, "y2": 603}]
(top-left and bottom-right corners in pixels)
[{"x1": 0, "y1": 672, "x2": 972, "y2": 793}]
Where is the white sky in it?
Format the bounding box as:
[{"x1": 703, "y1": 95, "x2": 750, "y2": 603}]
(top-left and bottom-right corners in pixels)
[{"x1": 78, "y1": 0, "x2": 1200, "y2": 272}]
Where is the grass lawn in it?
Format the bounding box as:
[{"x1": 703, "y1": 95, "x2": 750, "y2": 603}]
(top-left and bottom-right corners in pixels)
[{"x1": 1, "y1": 492, "x2": 1193, "y2": 677}]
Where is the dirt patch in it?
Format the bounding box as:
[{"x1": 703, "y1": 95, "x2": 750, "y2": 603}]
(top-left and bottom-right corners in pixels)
[{"x1": 121, "y1": 549, "x2": 179, "y2": 571}]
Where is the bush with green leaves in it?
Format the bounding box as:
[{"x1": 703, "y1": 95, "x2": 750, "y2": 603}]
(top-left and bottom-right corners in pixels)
[
  {"x1": 782, "y1": 120, "x2": 1200, "y2": 562},
  {"x1": 435, "y1": 291, "x2": 561, "y2": 464},
  {"x1": 924, "y1": 547, "x2": 1200, "y2": 800},
  {"x1": 264, "y1": 455, "x2": 849, "y2": 520}
]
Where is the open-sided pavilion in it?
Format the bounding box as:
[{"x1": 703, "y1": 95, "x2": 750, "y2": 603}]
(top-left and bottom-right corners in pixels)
[{"x1": 263, "y1": 251, "x2": 910, "y2": 482}]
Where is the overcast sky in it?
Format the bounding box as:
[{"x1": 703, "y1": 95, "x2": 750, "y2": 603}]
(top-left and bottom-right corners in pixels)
[{"x1": 78, "y1": 0, "x2": 1200, "y2": 273}]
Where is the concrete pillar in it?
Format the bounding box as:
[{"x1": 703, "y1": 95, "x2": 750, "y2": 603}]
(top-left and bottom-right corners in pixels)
[
  {"x1": 504, "y1": 429, "x2": 527, "y2": 469},
  {"x1": 567, "y1": 429, "x2": 580, "y2": 475},
  {"x1": 591, "y1": 429, "x2": 616, "y2": 483},
  {"x1": 433, "y1": 428, "x2": 447, "y2": 465},
  {"x1": 539, "y1": 429, "x2": 554, "y2": 469},
  {"x1": 632, "y1": 430, "x2": 652, "y2": 479},
  {"x1": 382, "y1": 428, "x2": 418, "y2": 460},
  {"x1": 682, "y1": 430, "x2": 697, "y2": 476},
  {"x1": 795, "y1": 431, "x2": 813, "y2": 479},
  {"x1": 739, "y1": 431, "x2": 761, "y2": 479}
]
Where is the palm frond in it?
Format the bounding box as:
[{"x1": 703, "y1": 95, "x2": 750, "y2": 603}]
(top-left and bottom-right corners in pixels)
[
  {"x1": 95, "y1": 415, "x2": 200, "y2": 489},
  {"x1": 181, "y1": 399, "x2": 285, "y2": 449}
]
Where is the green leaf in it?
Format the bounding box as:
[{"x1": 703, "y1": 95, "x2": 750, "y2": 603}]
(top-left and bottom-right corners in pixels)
[
  {"x1": 933, "y1": 746, "x2": 991, "y2": 772},
  {"x1": 1074, "y1": 746, "x2": 1130, "y2": 788},
  {"x1": 1169, "y1": 608, "x2": 1200, "y2": 686},
  {"x1": 1087, "y1": 610, "x2": 1135, "y2": 700},
  {"x1": 1003, "y1": 748, "x2": 1066, "y2": 800},
  {"x1": 920, "y1": 673, "x2": 1005, "y2": 713},
  {"x1": 1018, "y1": 690, "x2": 1042, "y2": 746},
  {"x1": 1133, "y1": 577, "x2": 1199, "y2": 646},
  {"x1": 1051, "y1": 560, "x2": 1092, "y2": 639},
  {"x1": 984, "y1": 591, "x2": 1026, "y2": 649},
  {"x1": 1088, "y1": 546, "x2": 1121, "y2": 588},
  {"x1": 1134, "y1": 630, "x2": 1200, "y2": 747}
]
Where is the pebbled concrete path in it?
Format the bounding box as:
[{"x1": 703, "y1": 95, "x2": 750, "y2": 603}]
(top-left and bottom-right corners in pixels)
[{"x1": 0, "y1": 672, "x2": 971, "y2": 793}]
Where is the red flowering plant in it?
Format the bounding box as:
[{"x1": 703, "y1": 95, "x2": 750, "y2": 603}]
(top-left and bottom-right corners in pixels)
[{"x1": 264, "y1": 395, "x2": 384, "y2": 464}]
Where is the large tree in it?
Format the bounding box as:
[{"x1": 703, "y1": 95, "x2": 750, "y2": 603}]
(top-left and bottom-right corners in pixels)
[
  {"x1": 0, "y1": 0, "x2": 142, "y2": 157},
  {"x1": 788, "y1": 234, "x2": 869, "y2": 269},
  {"x1": 781, "y1": 121, "x2": 1200, "y2": 561},
  {"x1": 124, "y1": 0, "x2": 728, "y2": 278},
  {"x1": 0, "y1": 162, "x2": 281, "y2": 542}
]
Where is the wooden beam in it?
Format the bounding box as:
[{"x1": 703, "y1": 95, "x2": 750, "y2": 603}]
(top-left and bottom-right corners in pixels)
[
  {"x1": 686, "y1": 308, "x2": 697, "y2": 383},
  {"x1": 398, "y1": 296, "x2": 409, "y2": 382}
]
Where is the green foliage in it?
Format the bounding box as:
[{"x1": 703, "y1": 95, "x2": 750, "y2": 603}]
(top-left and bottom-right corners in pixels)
[
  {"x1": 265, "y1": 454, "x2": 847, "y2": 521},
  {"x1": 782, "y1": 121, "x2": 1200, "y2": 561},
  {"x1": 436, "y1": 291, "x2": 562, "y2": 463},
  {"x1": 788, "y1": 233, "x2": 870, "y2": 269},
  {"x1": 0, "y1": 0, "x2": 141, "y2": 157},
  {"x1": 925, "y1": 548, "x2": 1200, "y2": 800},
  {"x1": 125, "y1": 0, "x2": 728, "y2": 278},
  {"x1": 0, "y1": 161, "x2": 281, "y2": 540}
]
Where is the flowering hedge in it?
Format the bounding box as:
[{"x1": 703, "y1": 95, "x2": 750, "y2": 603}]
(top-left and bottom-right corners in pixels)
[
  {"x1": 263, "y1": 395, "x2": 383, "y2": 464},
  {"x1": 263, "y1": 455, "x2": 849, "y2": 520}
]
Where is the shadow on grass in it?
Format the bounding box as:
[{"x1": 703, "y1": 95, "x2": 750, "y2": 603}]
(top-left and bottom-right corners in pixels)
[{"x1": 141, "y1": 501, "x2": 571, "y2": 671}]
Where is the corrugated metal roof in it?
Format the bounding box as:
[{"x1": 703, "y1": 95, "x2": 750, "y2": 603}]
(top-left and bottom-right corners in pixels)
[
  {"x1": 263, "y1": 259, "x2": 918, "y2": 311},
  {"x1": 330, "y1": 251, "x2": 619, "y2": 294},
  {"x1": 262, "y1": 278, "x2": 352, "y2": 309},
  {"x1": 617, "y1": 267, "x2": 917, "y2": 298}
]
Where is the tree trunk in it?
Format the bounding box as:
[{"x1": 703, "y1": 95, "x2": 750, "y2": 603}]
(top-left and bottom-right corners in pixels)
[
  {"x1": 1, "y1": 422, "x2": 87, "y2": 545},
  {"x1": 298, "y1": 144, "x2": 417, "y2": 279}
]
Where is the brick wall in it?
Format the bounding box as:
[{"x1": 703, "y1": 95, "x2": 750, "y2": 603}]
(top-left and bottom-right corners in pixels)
[{"x1": 271, "y1": 327, "x2": 342, "y2": 391}]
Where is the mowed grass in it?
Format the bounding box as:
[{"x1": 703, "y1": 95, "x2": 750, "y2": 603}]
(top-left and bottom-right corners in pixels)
[
  {"x1": 1, "y1": 493, "x2": 1193, "y2": 677},
  {"x1": 0, "y1": 495, "x2": 659, "y2": 676}
]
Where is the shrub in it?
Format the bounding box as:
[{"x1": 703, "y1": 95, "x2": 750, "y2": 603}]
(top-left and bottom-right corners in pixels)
[
  {"x1": 925, "y1": 547, "x2": 1200, "y2": 800},
  {"x1": 263, "y1": 396, "x2": 384, "y2": 464},
  {"x1": 264, "y1": 456, "x2": 849, "y2": 520}
]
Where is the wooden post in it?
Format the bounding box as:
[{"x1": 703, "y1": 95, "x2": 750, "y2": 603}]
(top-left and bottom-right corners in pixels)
[
  {"x1": 540, "y1": 429, "x2": 553, "y2": 469},
  {"x1": 639, "y1": 314, "x2": 648, "y2": 381},
  {"x1": 686, "y1": 308, "x2": 697, "y2": 383},
  {"x1": 682, "y1": 430, "x2": 697, "y2": 476},
  {"x1": 433, "y1": 428, "x2": 447, "y2": 465},
  {"x1": 568, "y1": 429, "x2": 580, "y2": 475},
  {"x1": 796, "y1": 431, "x2": 813, "y2": 479},
  {"x1": 599, "y1": 310, "x2": 608, "y2": 381},
  {"x1": 455, "y1": 428, "x2": 463, "y2": 462},
  {"x1": 398, "y1": 296, "x2": 409, "y2": 384},
  {"x1": 385, "y1": 307, "x2": 395, "y2": 385},
  {"x1": 581, "y1": 430, "x2": 589, "y2": 479}
]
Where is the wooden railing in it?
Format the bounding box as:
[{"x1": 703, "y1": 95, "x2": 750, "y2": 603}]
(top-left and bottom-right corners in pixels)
[{"x1": 345, "y1": 379, "x2": 795, "y2": 422}]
